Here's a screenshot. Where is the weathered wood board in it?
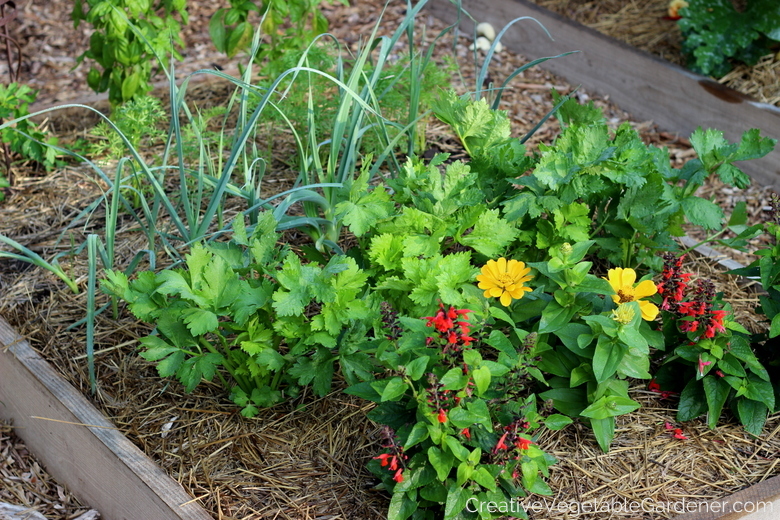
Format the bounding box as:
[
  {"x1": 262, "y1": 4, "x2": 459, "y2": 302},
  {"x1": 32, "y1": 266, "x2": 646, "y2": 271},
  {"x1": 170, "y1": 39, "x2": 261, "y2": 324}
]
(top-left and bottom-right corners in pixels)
[
  {"x1": 427, "y1": 0, "x2": 780, "y2": 190},
  {"x1": 0, "y1": 316, "x2": 213, "y2": 520},
  {"x1": 671, "y1": 473, "x2": 780, "y2": 519}
]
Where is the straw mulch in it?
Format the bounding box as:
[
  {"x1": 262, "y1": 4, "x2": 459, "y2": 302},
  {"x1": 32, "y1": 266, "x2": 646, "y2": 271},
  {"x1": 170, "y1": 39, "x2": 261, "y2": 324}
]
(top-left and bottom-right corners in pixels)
[
  {"x1": 528, "y1": 0, "x2": 780, "y2": 106},
  {"x1": 1, "y1": 1, "x2": 779, "y2": 519}
]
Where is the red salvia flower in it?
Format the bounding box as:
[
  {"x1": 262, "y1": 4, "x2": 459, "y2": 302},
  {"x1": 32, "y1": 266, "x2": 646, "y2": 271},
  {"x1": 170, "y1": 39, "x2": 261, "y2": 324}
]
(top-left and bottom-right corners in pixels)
[
  {"x1": 437, "y1": 409, "x2": 447, "y2": 424},
  {"x1": 375, "y1": 427, "x2": 407, "y2": 485},
  {"x1": 493, "y1": 432, "x2": 509, "y2": 453},
  {"x1": 461, "y1": 428, "x2": 471, "y2": 440},
  {"x1": 697, "y1": 356, "x2": 712, "y2": 376},
  {"x1": 515, "y1": 437, "x2": 535, "y2": 450}
]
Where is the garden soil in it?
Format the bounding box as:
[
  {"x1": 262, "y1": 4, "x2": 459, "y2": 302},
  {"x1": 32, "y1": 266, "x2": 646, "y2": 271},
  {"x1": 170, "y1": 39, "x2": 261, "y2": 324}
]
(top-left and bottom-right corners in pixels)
[{"x1": 1, "y1": 0, "x2": 779, "y2": 519}]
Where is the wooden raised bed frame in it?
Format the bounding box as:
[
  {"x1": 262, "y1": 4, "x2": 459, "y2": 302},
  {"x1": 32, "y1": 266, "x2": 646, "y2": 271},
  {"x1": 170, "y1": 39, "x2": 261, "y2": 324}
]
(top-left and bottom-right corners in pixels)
[
  {"x1": 0, "y1": 316, "x2": 212, "y2": 520},
  {"x1": 3, "y1": 1, "x2": 780, "y2": 519}
]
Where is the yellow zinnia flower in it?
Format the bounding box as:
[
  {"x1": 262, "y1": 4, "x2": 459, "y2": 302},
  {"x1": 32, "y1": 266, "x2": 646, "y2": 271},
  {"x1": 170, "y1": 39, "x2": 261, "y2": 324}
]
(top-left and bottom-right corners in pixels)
[
  {"x1": 477, "y1": 258, "x2": 533, "y2": 306},
  {"x1": 605, "y1": 268, "x2": 659, "y2": 321}
]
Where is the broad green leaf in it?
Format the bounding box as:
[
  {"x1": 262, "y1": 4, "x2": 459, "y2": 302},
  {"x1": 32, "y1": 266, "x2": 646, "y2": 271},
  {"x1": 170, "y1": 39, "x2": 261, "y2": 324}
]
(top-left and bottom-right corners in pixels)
[
  {"x1": 703, "y1": 375, "x2": 731, "y2": 429},
  {"x1": 580, "y1": 395, "x2": 639, "y2": 420},
  {"x1": 428, "y1": 446, "x2": 454, "y2": 481},
  {"x1": 381, "y1": 377, "x2": 408, "y2": 402},
  {"x1": 682, "y1": 196, "x2": 724, "y2": 230},
  {"x1": 677, "y1": 378, "x2": 708, "y2": 421},
  {"x1": 544, "y1": 414, "x2": 573, "y2": 431},
  {"x1": 472, "y1": 365, "x2": 491, "y2": 396},
  {"x1": 590, "y1": 416, "x2": 616, "y2": 453},
  {"x1": 445, "y1": 436, "x2": 470, "y2": 461},
  {"x1": 405, "y1": 356, "x2": 430, "y2": 381},
  {"x1": 444, "y1": 485, "x2": 468, "y2": 520},
  {"x1": 472, "y1": 467, "x2": 497, "y2": 491},
  {"x1": 737, "y1": 399, "x2": 768, "y2": 436},
  {"x1": 180, "y1": 308, "x2": 218, "y2": 336},
  {"x1": 592, "y1": 337, "x2": 626, "y2": 384}
]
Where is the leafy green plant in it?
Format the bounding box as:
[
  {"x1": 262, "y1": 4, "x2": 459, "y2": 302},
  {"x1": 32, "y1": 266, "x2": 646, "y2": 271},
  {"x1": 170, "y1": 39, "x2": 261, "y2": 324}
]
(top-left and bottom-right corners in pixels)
[
  {"x1": 347, "y1": 302, "x2": 563, "y2": 520},
  {"x1": 336, "y1": 154, "x2": 521, "y2": 316},
  {"x1": 729, "y1": 193, "x2": 780, "y2": 396},
  {"x1": 731, "y1": 194, "x2": 780, "y2": 341},
  {"x1": 101, "y1": 212, "x2": 376, "y2": 416},
  {"x1": 89, "y1": 94, "x2": 166, "y2": 160},
  {"x1": 209, "y1": 0, "x2": 344, "y2": 72},
  {"x1": 72, "y1": 0, "x2": 188, "y2": 104},
  {"x1": 0, "y1": 82, "x2": 59, "y2": 174},
  {"x1": 431, "y1": 90, "x2": 535, "y2": 205},
  {"x1": 652, "y1": 253, "x2": 773, "y2": 435},
  {"x1": 520, "y1": 243, "x2": 662, "y2": 452},
  {"x1": 678, "y1": 0, "x2": 780, "y2": 77},
  {"x1": 501, "y1": 94, "x2": 775, "y2": 270}
]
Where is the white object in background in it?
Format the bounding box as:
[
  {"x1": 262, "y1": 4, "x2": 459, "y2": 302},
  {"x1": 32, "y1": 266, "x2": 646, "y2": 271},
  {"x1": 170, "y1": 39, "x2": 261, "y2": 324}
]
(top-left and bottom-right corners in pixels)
[
  {"x1": 469, "y1": 36, "x2": 492, "y2": 52},
  {"x1": 476, "y1": 22, "x2": 496, "y2": 42}
]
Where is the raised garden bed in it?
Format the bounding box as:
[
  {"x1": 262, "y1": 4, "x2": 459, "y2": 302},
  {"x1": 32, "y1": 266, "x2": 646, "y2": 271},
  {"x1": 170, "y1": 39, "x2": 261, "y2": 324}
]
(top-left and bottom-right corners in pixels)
[{"x1": 0, "y1": 1, "x2": 777, "y2": 519}]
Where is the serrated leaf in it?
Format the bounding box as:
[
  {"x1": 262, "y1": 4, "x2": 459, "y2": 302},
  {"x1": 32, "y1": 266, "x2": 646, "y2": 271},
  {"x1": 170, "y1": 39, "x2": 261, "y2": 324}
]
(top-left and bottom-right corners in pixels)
[
  {"x1": 156, "y1": 350, "x2": 185, "y2": 378},
  {"x1": 180, "y1": 308, "x2": 218, "y2": 336},
  {"x1": 458, "y1": 209, "x2": 518, "y2": 257},
  {"x1": 682, "y1": 196, "x2": 724, "y2": 230}
]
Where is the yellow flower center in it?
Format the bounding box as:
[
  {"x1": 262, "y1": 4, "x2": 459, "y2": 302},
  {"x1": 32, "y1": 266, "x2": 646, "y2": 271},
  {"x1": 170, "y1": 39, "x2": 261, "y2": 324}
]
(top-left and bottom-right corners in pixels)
[
  {"x1": 497, "y1": 273, "x2": 515, "y2": 287},
  {"x1": 616, "y1": 287, "x2": 635, "y2": 303}
]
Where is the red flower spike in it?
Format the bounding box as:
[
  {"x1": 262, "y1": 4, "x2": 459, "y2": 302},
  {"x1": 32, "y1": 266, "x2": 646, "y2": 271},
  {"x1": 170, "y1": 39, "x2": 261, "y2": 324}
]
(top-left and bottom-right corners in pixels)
[
  {"x1": 437, "y1": 409, "x2": 447, "y2": 424},
  {"x1": 374, "y1": 453, "x2": 391, "y2": 467},
  {"x1": 515, "y1": 437, "x2": 535, "y2": 450},
  {"x1": 493, "y1": 432, "x2": 509, "y2": 453},
  {"x1": 393, "y1": 468, "x2": 404, "y2": 483}
]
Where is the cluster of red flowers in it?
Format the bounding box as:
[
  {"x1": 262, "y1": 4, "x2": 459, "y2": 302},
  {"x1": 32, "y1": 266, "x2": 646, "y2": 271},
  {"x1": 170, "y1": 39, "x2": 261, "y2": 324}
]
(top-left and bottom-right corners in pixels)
[
  {"x1": 423, "y1": 303, "x2": 474, "y2": 360},
  {"x1": 425, "y1": 373, "x2": 461, "y2": 424},
  {"x1": 657, "y1": 254, "x2": 727, "y2": 339},
  {"x1": 491, "y1": 417, "x2": 534, "y2": 457},
  {"x1": 657, "y1": 253, "x2": 692, "y2": 313},
  {"x1": 373, "y1": 427, "x2": 407, "y2": 483}
]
